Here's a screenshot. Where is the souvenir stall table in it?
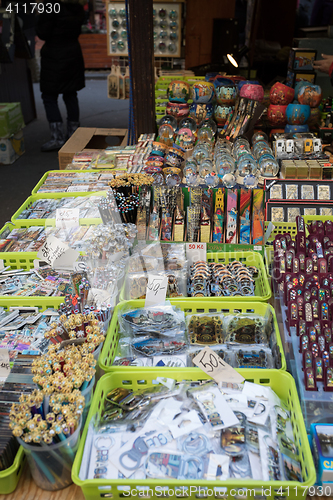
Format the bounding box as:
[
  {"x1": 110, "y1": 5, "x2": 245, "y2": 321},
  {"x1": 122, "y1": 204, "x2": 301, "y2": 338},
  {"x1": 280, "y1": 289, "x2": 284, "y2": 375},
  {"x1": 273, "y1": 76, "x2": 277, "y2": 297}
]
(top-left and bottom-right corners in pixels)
[{"x1": 0, "y1": 73, "x2": 330, "y2": 499}]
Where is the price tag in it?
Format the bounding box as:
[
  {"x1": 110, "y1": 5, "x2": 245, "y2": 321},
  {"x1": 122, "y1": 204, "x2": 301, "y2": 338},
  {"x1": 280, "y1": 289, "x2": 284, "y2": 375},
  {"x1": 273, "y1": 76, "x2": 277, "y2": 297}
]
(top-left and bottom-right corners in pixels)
[
  {"x1": 37, "y1": 236, "x2": 79, "y2": 269},
  {"x1": 56, "y1": 208, "x2": 80, "y2": 229},
  {"x1": 186, "y1": 242, "x2": 206, "y2": 265},
  {"x1": 0, "y1": 348, "x2": 10, "y2": 382},
  {"x1": 192, "y1": 346, "x2": 245, "y2": 384},
  {"x1": 145, "y1": 274, "x2": 168, "y2": 307}
]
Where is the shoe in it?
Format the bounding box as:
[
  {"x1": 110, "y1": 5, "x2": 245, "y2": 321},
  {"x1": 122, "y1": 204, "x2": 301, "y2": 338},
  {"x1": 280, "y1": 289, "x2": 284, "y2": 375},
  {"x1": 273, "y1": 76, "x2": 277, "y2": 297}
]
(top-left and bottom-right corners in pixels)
[
  {"x1": 67, "y1": 121, "x2": 80, "y2": 139},
  {"x1": 41, "y1": 122, "x2": 65, "y2": 152}
]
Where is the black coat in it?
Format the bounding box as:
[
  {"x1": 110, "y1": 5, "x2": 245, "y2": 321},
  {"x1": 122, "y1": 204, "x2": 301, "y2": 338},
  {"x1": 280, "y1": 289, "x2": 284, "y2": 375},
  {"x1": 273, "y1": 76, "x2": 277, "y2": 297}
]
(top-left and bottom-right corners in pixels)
[{"x1": 36, "y1": 1, "x2": 85, "y2": 95}]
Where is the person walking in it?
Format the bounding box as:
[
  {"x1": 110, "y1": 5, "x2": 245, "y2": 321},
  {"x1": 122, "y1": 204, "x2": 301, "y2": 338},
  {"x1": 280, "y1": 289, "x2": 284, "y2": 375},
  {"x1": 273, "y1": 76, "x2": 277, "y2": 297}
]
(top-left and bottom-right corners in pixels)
[{"x1": 36, "y1": 0, "x2": 86, "y2": 152}]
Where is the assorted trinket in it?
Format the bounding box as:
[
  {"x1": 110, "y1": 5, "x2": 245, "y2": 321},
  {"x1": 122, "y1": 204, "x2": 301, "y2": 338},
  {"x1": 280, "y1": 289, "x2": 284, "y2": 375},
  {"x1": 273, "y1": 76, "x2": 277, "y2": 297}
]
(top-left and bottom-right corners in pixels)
[
  {"x1": 79, "y1": 379, "x2": 303, "y2": 483},
  {"x1": 272, "y1": 215, "x2": 333, "y2": 393},
  {"x1": 113, "y1": 304, "x2": 280, "y2": 369},
  {"x1": 123, "y1": 243, "x2": 187, "y2": 300},
  {"x1": 188, "y1": 260, "x2": 257, "y2": 297}
]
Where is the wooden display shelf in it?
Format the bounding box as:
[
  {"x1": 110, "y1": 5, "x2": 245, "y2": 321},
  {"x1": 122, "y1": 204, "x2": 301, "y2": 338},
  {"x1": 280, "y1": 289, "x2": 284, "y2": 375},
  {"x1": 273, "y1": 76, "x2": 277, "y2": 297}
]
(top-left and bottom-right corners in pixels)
[
  {"x1": 79, "y1": 33, "x2": 112, "y2": 69},
  {"x1": 0, "y1": 465, "x2": 84, "y2": 500}
]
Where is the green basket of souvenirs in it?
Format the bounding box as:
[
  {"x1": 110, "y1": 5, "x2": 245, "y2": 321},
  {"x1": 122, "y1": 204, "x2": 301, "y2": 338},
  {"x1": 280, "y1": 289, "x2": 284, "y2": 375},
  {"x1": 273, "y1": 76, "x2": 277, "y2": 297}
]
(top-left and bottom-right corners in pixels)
[
  {"x1": 99, "y1": 298, "x2": 286, "y2": 372},
  {"x1": 120, "y1": 251, "x2": 271, "y2": 302},
  {"x1": 72, "y1": 368, "x2": 316, "y2": 500},
  {"x1": 11, "y1": 191, "x2": 106, "y2": 226}
]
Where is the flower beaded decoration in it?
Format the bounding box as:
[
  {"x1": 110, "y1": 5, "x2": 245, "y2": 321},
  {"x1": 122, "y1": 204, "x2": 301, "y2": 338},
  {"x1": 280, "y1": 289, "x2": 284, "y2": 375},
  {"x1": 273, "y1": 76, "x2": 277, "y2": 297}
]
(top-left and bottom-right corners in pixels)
[
  {"x1": 9, "y1": 388, "x2": 85, "y2": 444},
  {"x1": 44, "y1": 312, "x2": 105, "y2": 353}
]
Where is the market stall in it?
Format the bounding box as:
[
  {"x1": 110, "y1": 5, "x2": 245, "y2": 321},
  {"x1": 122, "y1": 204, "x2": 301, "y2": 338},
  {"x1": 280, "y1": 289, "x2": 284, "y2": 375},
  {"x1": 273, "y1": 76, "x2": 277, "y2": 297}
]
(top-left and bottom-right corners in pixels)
[{"x1": 2, "y1": 40, "x2": 333, "y2": 497}]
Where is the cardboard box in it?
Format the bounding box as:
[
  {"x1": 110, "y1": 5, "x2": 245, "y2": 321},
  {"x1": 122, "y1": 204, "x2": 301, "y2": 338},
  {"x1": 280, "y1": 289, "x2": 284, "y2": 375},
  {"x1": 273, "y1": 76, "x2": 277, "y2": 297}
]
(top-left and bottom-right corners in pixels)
[
  {"x1": 0, "y1": 130, "x2": 25, "y2": 165},
  {"x1": 288, "y1": 48, "x2": 317, "y2": 71},
  {"x1": 286, "y1": 70, "x2": 316, "y2": 88},
  {"x1": 58, "y1": 127, "x2": 128, "y2": 170},
  {"x1": 0, "y1": 103, "x2": 25, "y2": 139}
]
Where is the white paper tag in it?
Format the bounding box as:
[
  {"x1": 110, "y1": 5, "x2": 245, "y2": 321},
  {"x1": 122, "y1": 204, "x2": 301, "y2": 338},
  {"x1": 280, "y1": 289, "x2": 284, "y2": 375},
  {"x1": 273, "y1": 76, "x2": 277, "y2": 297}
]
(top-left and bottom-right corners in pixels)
[
  {"x1": 168, "y1": 410, "x2": 203, "y2": 438},
  {"x1": 33, "y1": 259, "x2": 41, "y2": 269},
  {"x1": 37, "y1": 236, "x2": 79, "y2": 270},
  {"x1": 206, "y1": 454, "x2": 230, "y2": 481},
  {"x1": 192, "y1": 346, "x2": 245, "y2": 384},
  {"x1": 56, "y1": 208, "x2": 80, "y2": 228},
  {"x1": 53, "y1": 248, "x2": 80, "y2": 270},
  {"x1": 37, "y1": 235, "x2": 70, "y2": 266},
  {"x1": 253, "y1": 245, "x2": 263, "y2": 252},
  {"x1": 186, "y1": 242, "x2": 206, "y2": 265},
  {"x1": 145, "y1": 274, "x2": 168, "y2": 306},
  {"x1": 0, "y1": 259, "x2": 4, "y2": 270},
  {"x1": 193, "y1": 386, "x2": 239, "y2": 430},
  {"x1": 0, "y1": 349, "x2": 10, "y2": 382}
]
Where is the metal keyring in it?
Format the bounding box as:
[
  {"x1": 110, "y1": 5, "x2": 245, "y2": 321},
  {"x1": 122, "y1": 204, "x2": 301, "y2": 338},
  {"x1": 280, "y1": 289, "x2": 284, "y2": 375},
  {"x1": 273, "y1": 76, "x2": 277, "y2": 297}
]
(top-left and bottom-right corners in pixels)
[
  {"x1": 94, "y1": 436, "x2": 115, "y2": 450},
  {"x1": 182, "y1": 432, "x2": 210, "y2": 456},
  {"x1": 254, "y1": 402, "x2": 266, "y2": 415}
]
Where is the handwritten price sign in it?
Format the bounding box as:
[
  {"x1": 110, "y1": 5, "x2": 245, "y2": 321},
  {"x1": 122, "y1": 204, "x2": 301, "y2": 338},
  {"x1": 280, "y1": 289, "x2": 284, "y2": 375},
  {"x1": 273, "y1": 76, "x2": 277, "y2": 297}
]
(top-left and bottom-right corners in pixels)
[
  {"x1": 193, "y1": 346, "x2": 245, "y2": 384},
  {"x1": 37, "y1": 236, "x2": 69, "y2": 266},
  {"x1": 186, "y1": 242, "x2": 206, "y2": 265},
  {"x1": 145, "y1": 274, "x2": 168, "y2": 306},
  {"x1": 37, "y1": 236, "x2": 79, "y2": 270},
  {"x1": 56, "y1": 208, "x2": 80, "y2": 229}
]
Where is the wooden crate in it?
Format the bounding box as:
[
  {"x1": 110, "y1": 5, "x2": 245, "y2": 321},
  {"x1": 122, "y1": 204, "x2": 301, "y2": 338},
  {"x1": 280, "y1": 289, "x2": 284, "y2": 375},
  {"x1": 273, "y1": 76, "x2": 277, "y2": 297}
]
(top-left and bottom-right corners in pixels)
[{"x1": 58, "y1": 127, "x2": 128, "y2": 170}]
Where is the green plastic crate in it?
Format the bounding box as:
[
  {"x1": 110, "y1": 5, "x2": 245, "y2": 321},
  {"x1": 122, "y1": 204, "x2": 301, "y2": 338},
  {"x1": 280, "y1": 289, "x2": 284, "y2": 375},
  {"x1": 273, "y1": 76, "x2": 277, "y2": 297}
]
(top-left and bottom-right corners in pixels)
[
  {"x1": 31, "y1": 169, "x2": 109, "y2": 195},
  {"x1": 0, "y1": 223, "x2": 66, "y2": 306},
  {"x1": 72, "y1": 368, "x2": 315, "y2": 500},
  {"x1": 11, "y1": 191, "x2": 106, "y2": 225},
  {"x1": 0, "y1": 446, "x2": 25, "y2": 495},
  {"x1": 303, "y1": 215, "x2": 333, "y2": 225},
  {"x1": 99, "y1": 299, "x2": 286, "y2": 372},
  {"x1": 205, "y1": 251, "x2": 270, "y2": 301},
  {"x1": 184, "y1": 76, "x2": 206, "y2": 82},
  {"x1": 155, "y1": 98, "x2": 168, "y2": 105},
  {"x1": 0, "y1": 222, "x2": 39, "y2": 269},
  {"x1": 120, "y1": 251, "x2": 271, "y2": 302},
  {"x1": 264, "y1": 222, "x2": 297, "y2": 243}
]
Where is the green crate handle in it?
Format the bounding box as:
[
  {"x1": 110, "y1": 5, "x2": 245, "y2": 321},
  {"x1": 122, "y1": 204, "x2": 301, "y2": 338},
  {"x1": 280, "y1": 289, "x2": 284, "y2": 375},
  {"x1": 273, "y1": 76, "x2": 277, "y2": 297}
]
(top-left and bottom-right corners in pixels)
[
  {"x1": 99, "y1": 299, "x2": 286, "y2": 372},
  {"x1": 0, "y1": 447, "x2": 25, "y2": 495},
  {"x1": 71, "y1": 369, "x2": 316, "y2": 500}
]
